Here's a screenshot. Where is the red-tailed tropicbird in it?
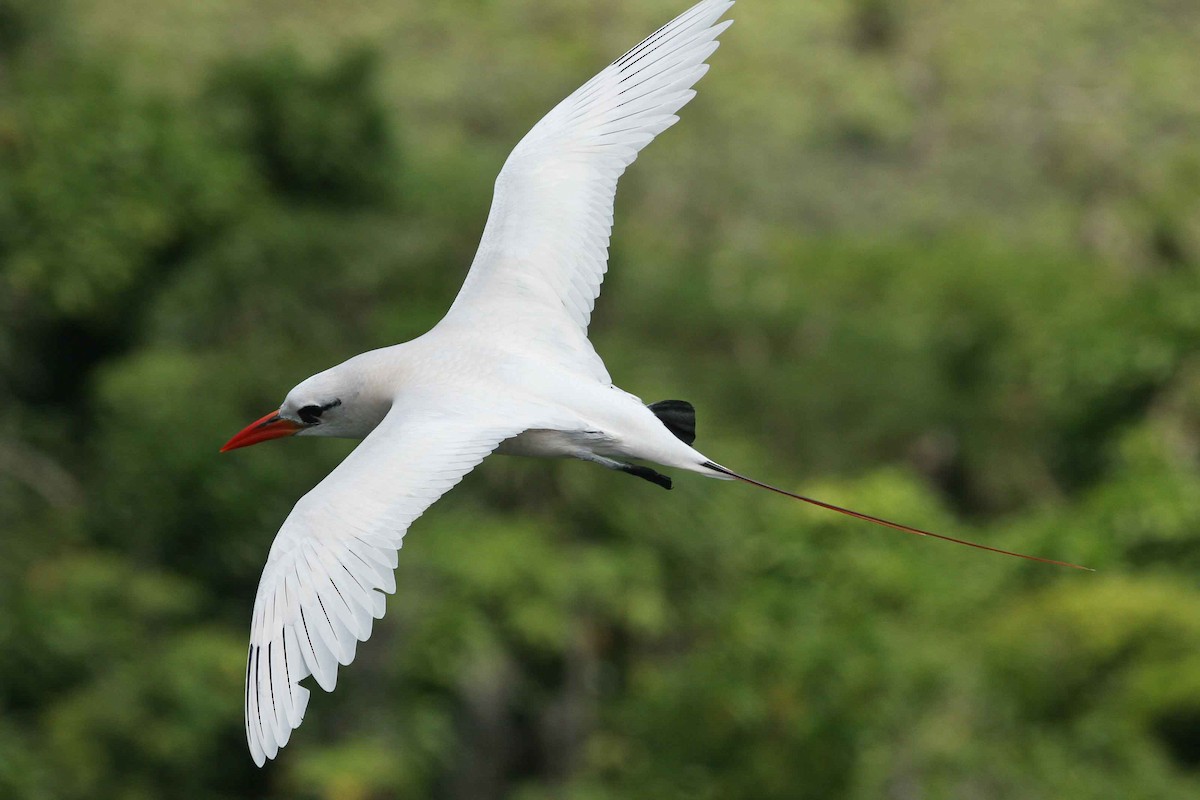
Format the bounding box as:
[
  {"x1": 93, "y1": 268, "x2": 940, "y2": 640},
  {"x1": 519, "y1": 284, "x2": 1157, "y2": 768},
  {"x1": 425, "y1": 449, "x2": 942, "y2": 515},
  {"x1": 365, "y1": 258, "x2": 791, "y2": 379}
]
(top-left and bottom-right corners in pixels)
[{"x1": 221, "y1": 0, "x2": 1086, "y2": 766}]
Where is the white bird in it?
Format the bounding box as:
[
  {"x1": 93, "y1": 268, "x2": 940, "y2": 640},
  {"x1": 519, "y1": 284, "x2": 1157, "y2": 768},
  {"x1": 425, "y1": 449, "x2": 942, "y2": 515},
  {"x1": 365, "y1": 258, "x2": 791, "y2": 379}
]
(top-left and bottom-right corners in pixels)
[{"x1": 221, "y1": 0, "x2": 1085, "y2": 766}]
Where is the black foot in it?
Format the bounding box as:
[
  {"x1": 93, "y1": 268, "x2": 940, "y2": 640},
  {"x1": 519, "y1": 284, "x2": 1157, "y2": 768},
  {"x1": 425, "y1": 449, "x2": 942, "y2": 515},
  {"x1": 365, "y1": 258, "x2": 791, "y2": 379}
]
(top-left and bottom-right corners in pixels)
[{"x1": 621, "y1": 464, "x2": 673, "y2": 490}]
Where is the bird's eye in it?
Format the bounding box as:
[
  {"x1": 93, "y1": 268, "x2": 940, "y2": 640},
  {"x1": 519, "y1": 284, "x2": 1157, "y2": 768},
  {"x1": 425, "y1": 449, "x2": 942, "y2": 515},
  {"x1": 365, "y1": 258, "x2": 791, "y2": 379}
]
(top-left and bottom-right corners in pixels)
[{"x1": 297, "y1": 399, "x2": 340, "y2": 425}]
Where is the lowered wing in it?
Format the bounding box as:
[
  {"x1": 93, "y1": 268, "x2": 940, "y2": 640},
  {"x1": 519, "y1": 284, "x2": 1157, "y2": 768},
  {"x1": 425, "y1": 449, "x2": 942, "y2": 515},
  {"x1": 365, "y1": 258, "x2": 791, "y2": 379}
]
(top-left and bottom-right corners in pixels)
[{"x1": 243, "y1": 399, "x2": 559, "y2": 765}]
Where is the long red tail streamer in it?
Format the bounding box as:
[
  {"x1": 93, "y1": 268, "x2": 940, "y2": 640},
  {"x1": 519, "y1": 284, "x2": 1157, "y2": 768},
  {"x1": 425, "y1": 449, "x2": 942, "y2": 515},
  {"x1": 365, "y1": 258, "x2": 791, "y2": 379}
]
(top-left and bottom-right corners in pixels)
[{"x1": 704, "y1": 462, "x2": 1091, "y2": 571}]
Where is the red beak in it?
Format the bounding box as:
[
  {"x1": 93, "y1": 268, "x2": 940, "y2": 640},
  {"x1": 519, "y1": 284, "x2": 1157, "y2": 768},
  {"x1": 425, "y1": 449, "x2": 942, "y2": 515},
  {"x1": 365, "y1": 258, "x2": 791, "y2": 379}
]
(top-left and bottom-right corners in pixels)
[{"x1": 221, "y1": 411, "x2": 304, "y2": 452}]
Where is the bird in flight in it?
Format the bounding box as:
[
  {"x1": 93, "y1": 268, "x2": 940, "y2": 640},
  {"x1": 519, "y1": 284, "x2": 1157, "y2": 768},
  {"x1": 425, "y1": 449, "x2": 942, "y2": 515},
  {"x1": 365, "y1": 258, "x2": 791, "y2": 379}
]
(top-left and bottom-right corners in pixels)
[{"x1": 221, "y1": 0, "x2": 1085, "y2": 766}]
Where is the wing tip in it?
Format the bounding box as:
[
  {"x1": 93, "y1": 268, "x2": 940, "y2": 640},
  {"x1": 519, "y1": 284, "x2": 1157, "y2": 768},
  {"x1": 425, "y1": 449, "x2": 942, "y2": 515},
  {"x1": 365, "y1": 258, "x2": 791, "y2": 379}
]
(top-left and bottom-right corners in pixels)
[
  {"x1": 247, "y1": 686, "x2": 306, "y2": 766},
  {"x1": 314, "y1": 665, "x2": 339, "y2": 692}
]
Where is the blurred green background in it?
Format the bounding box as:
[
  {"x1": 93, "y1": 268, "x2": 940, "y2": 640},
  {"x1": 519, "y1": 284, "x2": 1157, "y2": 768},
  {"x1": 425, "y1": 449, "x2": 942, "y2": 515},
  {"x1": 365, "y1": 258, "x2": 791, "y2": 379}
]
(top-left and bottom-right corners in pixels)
[{"x1": 3, "y1": 0, "x2": 1200, "y2": 797}]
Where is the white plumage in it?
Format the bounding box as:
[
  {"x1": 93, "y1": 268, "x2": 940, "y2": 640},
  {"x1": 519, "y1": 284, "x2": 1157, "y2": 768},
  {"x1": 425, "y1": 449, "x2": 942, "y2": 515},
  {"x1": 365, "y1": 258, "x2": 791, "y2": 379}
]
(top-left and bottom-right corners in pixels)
[{"x1": 237, "y1": 1, "x2": 737, "y2": 765}]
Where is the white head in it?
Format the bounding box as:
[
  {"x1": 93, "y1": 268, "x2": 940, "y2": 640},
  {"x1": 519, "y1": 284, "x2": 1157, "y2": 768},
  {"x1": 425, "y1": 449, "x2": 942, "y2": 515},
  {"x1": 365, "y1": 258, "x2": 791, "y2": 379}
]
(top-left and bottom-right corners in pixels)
[{"x1": 221, "y1": 356, "x2": 392, "y2": 452}]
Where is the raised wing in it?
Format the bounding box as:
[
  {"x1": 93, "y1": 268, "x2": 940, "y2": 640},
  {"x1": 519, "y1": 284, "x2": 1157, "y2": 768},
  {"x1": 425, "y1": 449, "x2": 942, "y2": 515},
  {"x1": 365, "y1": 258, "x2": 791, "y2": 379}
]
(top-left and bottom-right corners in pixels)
[
  {"x1": 243, "y1": 401, "x2": 555, "y2": 765},
  {"x1": 442, "y1": 0, "x2": 734, "y2": 378}
]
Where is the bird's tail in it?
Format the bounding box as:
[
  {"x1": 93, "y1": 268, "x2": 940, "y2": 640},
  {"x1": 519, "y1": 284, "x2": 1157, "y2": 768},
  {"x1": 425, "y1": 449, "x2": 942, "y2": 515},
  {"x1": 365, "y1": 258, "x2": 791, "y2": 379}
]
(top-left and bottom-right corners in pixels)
[{"x1": 701, "y1": 461, "x2": 1091, "y2": 571}]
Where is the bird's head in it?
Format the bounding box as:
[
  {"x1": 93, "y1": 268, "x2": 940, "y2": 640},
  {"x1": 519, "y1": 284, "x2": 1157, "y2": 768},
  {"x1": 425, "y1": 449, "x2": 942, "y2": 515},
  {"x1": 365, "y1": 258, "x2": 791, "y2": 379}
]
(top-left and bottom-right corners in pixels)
[{"x1": 221, "y1": 361, "x2": 386, "y2": 452}]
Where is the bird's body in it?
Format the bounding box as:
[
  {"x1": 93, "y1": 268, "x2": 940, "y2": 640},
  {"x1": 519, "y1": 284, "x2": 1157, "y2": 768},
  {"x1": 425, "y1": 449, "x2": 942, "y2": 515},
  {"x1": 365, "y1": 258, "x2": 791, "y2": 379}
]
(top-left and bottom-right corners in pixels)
[
  {"x1": 221, "y1": 0, "x2": 1082, "y2": 766},
  {"x1": 291, "y1": 332, "x2": 717, "y2": 474}
]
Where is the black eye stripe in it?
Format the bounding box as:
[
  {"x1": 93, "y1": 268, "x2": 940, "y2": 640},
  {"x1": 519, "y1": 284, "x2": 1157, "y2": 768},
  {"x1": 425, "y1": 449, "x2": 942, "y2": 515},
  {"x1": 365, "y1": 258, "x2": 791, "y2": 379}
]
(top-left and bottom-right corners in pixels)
[{"x1": 298, "y1": 399, "x2": 341, "y2": 425}]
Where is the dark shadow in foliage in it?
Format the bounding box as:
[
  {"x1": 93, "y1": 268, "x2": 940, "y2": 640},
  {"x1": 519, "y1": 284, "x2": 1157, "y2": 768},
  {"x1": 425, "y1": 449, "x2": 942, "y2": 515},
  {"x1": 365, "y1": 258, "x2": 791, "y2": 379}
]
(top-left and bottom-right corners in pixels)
[
  {"x1": 208, "y1": 47, "x2": 400, "y2": 208},
  {"x1": 0, "y1": 0, "x2": 61, "y2": 56},
  {"x1": 849, "y1": 0, "x2": 900, "y2": 53},
  {"x1": 1155, "y1": 707, "x2": 1200, "y2": 771}
]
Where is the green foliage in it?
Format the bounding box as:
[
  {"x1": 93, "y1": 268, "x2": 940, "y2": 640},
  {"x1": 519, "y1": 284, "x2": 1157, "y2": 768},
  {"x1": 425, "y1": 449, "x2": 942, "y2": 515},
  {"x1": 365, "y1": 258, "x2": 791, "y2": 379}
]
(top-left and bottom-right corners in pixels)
[
  {"x1": 1, "y1": 71, "x2": 245, "y2": 317},
  {"x1": 208, "y1": 48, "x2": 399, "y2": 207},
  {"x1": 2, "y1": 1, "x2": 1200, "y2": 798}
]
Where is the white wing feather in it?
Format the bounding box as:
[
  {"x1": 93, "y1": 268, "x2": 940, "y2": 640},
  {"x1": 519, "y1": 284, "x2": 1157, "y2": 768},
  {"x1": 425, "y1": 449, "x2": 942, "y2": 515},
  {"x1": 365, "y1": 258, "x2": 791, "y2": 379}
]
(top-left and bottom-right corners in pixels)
[
  {"x1": 443, "y1": 0, "x2": 734, "y2": 380},
  {"x1": 244, "y1": 401, "x2": 556, "y2": 766}
]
